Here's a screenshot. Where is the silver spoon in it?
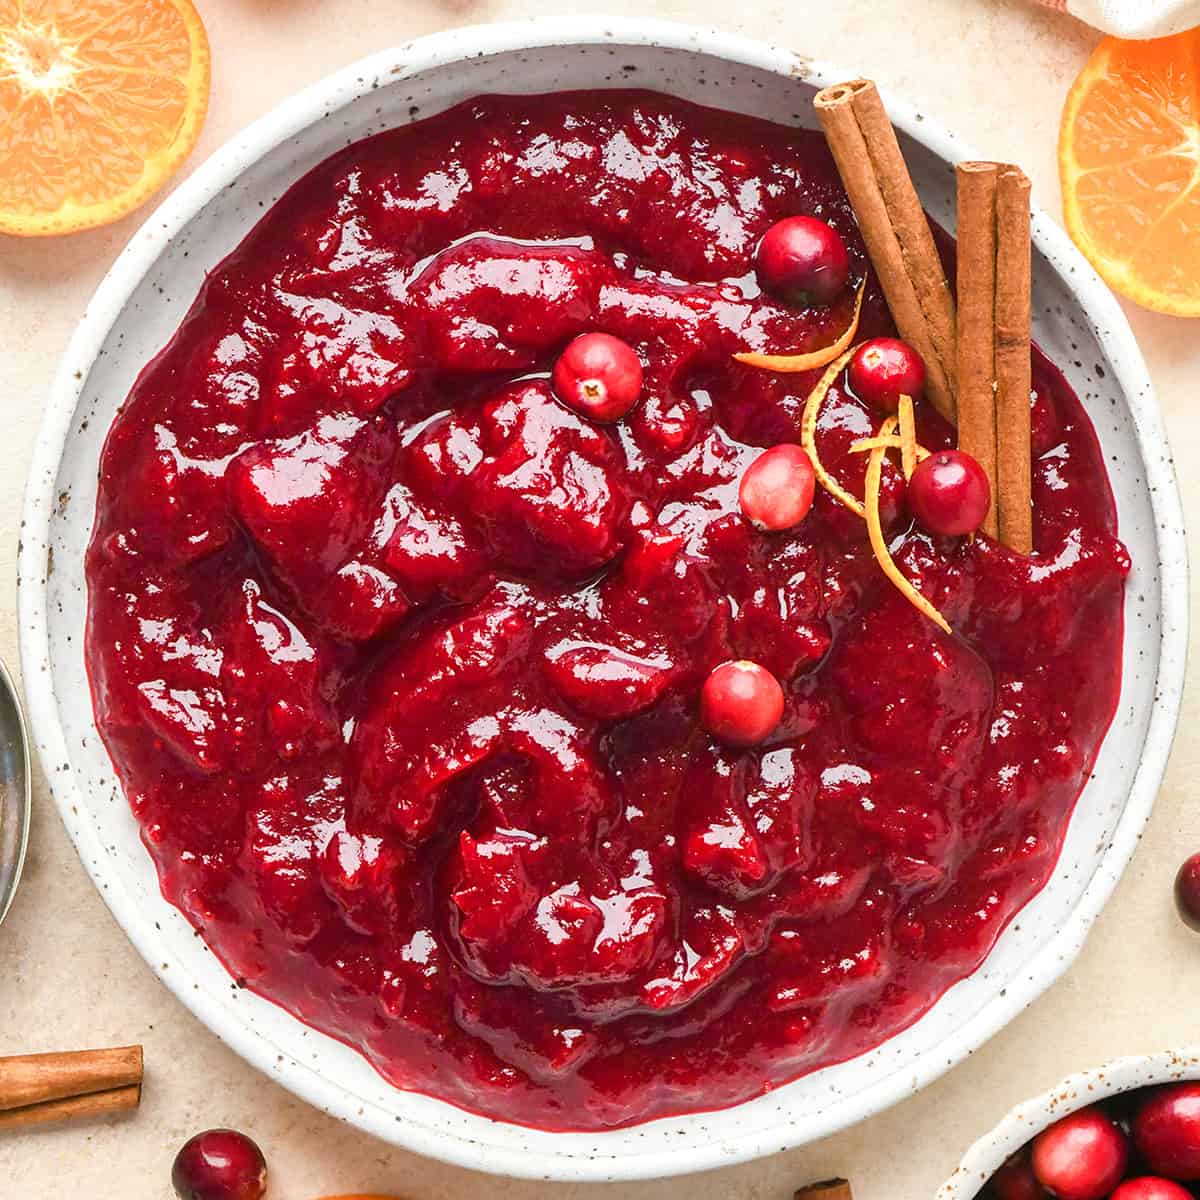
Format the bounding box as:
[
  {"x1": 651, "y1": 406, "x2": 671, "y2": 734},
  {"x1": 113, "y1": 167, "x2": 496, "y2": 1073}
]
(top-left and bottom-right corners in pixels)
[{"x1": 0, "y1": 652, "x2": 30, "y2": 927}]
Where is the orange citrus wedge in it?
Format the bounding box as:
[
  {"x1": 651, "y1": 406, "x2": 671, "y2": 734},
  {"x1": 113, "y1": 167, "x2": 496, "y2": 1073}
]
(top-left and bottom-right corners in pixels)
[
  {"x1": 1060, "y1": 29, "x2": 1200, "y2": 316},
  {"x1": 0, "y1": 0, "x2": 210, "y2": 236}
]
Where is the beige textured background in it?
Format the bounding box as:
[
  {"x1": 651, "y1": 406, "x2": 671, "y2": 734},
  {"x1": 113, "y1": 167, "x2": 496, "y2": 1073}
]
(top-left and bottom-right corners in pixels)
[{"x1": 1, "y1": 1, "x2": 1198, "y2": 1196}]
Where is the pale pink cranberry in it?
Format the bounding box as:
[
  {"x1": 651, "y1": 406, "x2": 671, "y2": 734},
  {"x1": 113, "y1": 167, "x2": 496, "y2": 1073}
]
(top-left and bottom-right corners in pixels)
[
  {"x1": 1134, "y1": 1084, "x2": 1200, "y2": 1179},
  {"x1": 700, "y1": 660, "x2": 784, "y2": 747},
  {"x1": 908, "y1": 449, "x2": 991, "y2": 537},
  {"x1": 1175, "y1": 853, "x2": 1200, "y2": 931},
  {"x1": 738, "y1": 444, "x2": 816, "y2": 531},
  {"x1": 1111, "y1": 1178, "x2": 1195, "y2": 1200},
  {"x1": 755, "y1": 215, "x2": 849, "y2": 305},
  {"x1": 1031, "y1": 1108, "x2": 1129, "y2": 1200},
  {"x1": 991, "y1": 1151, "x2": 1050, "y2": 1200},
  {"x1": 848, "y1": 337, "x2": 926, "y2": 412},
  {"x1": 551, "y1": 332, "x2": 643, "y2": 422},
  {"x1": 172, "y1": 1129, "x2": 267, "y2": 1200}
]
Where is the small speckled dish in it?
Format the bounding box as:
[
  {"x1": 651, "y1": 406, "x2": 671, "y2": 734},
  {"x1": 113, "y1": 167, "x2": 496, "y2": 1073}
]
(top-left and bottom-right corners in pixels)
[
  {"x1": 938, "y1": 1050, "x2": 1200, "y2": 1200},
  {"x1": 16, "y1": 15, "x2": 1188, "y2": 1182}
]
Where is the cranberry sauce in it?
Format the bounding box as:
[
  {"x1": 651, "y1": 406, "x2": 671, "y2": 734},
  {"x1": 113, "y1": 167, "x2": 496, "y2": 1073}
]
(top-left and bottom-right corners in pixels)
[{"x1": 85, "y1": 91, "x2": 1128, "y2": 1129}]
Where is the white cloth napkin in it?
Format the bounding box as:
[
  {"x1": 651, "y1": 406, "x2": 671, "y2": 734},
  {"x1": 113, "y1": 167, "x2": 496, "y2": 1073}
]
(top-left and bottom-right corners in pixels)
[{"x1": 1040, "y1": 0, "x2": 1200, "y2": 36}]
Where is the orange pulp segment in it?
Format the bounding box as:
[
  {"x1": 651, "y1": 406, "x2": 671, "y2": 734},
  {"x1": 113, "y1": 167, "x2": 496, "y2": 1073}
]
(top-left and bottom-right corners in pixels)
[
  {"x1": 0, "y1": 0, "x2": 210, "y2": 236},
  {"x1": 1060, "y1": 29, "x2": 1200, "y2": 315}
]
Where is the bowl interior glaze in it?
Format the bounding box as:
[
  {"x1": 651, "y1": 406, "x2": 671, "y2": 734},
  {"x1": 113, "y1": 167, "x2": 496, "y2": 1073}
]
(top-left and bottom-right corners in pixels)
[{"x1": 17, "y1": 17, "x2": 1186, "y2": 1182}]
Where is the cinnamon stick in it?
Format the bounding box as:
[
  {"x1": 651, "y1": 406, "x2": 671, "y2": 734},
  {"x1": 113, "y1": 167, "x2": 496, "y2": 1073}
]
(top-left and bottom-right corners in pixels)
[
  {"x1": 0, "y1": 1084, "x2": 141, "y2": 1131},
  {"x1": 995, "y1": 166, "x2": 1033, "y2": 554},
  {"x1": 954, "y1": 162, "x2": 1033, "y2": 551},
  {"x1": 815, "y1": 79, "x2": 957, "y2": 422},
  {"x1": 955, "y1": 162, "x2": 1001, "y2": 539},
  {"x1": 0, "y1": 1046, "x2": 143, "y2": 1130},
  {"x1": 795, "y1": 1180, "x2": 853, "y2": 1200}
]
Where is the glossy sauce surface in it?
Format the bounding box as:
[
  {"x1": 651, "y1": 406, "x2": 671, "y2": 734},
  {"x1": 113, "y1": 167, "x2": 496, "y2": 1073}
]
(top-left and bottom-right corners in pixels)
[{"x1": 86, "y1": 91, "x2": 1128, "y2": 1129}]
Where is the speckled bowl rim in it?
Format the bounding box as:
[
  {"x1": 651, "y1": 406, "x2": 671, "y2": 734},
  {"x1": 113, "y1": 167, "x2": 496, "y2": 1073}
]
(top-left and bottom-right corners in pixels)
[
  {"x1": 937, "y1": 1049, "x2": 1200, "y2": 1199},
  {"x1": 16, "y1": 16, "x2": 1188, "y2": 1182}
]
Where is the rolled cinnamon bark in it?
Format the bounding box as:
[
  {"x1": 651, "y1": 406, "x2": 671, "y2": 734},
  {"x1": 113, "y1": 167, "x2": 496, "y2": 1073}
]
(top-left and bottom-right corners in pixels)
[
  {"x1": 795, "y1": 1180, "x2": 854, "y2": 1200},
  {"x1": 814, "y1": 79, "x2": 956, "y2": 422},
  {"x1": 0, "y1": 1045, "x2": 143, "y2": 1111},
  {"x1": 0, "y1": 1084, "x2": 141, "y2": 1131},
  {"x1": 953, "y1": 161, "x2": 1033, "y2": 551},
  {"x1": 995, "y1": 167, "x2": 1033, "y2": 554},
  {"x1": 955, "y1": 161, "x2": 1001, "y2": 539},
  {"x1": 0, "y1": 1046, "x2": 143, "y2": 1130}
]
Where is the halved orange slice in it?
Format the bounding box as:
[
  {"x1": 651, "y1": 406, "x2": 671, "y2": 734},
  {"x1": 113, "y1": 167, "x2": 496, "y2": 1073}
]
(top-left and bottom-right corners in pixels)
[
  {"x1": 1060, "y1": 29, "x2": 1200, "y2": 316},
  {"x1": 0, "y1": 0, "x2": 210, "y2": 237}
]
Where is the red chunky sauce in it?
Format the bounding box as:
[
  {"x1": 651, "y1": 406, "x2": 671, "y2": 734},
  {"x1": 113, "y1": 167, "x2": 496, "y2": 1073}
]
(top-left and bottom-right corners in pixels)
[{"x1": 86, "y1": 91, "x2": 1128, "y2": 1129}]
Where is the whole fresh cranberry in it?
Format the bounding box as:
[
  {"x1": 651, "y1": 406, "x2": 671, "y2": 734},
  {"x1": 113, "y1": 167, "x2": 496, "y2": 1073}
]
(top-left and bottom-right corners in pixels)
[
  {"x1": 908, "y1": 449, "x2": 991, "y2": 537},
  {"x1": 172, "y1": 1129, "x2": 267, "y2": 1200},
  {"x1": 1175, "y1": 854, "x2": 1200, "y2": 931},
  {"x1": 739, "y1": 444, "x2": 816, "y2": 531},
  {"x1": 1134, "y1": 1084, "x2": 1200, "y2": 1179},
  {"x1": 848, "y1": 337, "x2": 927, "y2": 412},
  {"x1": 991, "y1": 1151, "x2": 1050, "y2": 1200},
  {"x1": 551, "y1": 332, "x2": 643, "y2": 422},
  {"x1": 1031, "y1": 1108, "x2": 1129, "y2": 1200},
  {"x1": 1111, "y1": 1179, "x2": 1195, "y2": 1200},
  {"x1": 755, "y1": 215, "x2": 850, "y2": 306},
  {"x1": 700, "y1": 660, "x2": 785, "y2": 747}
]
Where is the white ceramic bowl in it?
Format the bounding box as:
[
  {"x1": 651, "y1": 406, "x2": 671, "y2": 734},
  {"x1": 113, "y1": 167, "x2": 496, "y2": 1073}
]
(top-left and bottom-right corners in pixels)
[
  {"x1": 938, "y1": 1050, "x2": 1200, "y2": 1200},
  {"x1": 17, "y1": 16, "x2": 1188, "y2": 1182}
]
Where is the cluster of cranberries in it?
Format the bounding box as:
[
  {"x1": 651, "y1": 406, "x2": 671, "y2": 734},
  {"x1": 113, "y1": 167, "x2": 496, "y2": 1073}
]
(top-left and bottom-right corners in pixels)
[
  {"x1": 744, "y1": 215, "x2": 993, "y2": 547},
  {"x1": 548, "y1": 216, "x2": 993, "y2": 753},
  {"x1": 986, "y1": 1084, "x2": 1200, "y2": 1200},
  {"x1": 846, "y1": 333, "x2": 991, "y2": 538},
  {"x1": 699, "y1": 215, "x2": 994, "y2": 749}
]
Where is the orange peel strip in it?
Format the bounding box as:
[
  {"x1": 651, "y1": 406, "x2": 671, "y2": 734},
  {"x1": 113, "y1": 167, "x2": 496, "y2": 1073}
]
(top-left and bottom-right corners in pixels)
[
  {"x1": 849, "y1": 435, "x2": 931, "y2": 461},
  {"x1": 733, "y1": 279, "x2": 866, "y2": 372},
  {"x1": 801, "y1": 347, "x2": 863, "y2": 517},
  {"x1": 872, "y1": 416, "x2": 899, "y2": 443},
  {"x1": 864, "y1": 419, "x2": 952, "y2": 635},
  {"x1": 897, "y1": 394, "x2": 918, "y2": 481}
]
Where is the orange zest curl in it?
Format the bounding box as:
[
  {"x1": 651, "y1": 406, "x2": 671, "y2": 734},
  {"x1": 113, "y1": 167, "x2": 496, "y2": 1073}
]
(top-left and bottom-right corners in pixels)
[
  {"x1": 897, "y1": 394, "x2": 918, "y2": 481},
  {"x1": 863, "y1": 419, "x2": 951, "y2": 635},
  {"x1": 733, "y1": 280, "x2": 866, "y2": 372},
  {"x1": 849, "y1": 435, "x2": 930, "y2": 461},
  {"x1": 792, "y1": 350, "x2": 950, "y2": 633},
  {"x1": 801, "y1": 347, "x2": 864, "y2": 518}
]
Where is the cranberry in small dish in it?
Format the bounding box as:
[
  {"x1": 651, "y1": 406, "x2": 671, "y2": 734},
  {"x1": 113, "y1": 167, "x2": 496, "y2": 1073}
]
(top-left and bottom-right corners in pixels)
[
  {"x1": 86, "y1": 87, "x2": 1128, "y2": 1132},
  {"x1": 965, "y1": 1077, "x2": 1200, "y2": 1200}
]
